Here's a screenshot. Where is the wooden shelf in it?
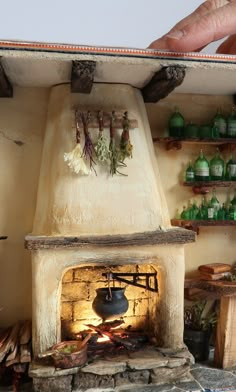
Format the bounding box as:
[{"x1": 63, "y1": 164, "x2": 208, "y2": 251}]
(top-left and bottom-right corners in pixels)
[
  {"x1": 153, "y1": 137, "x2": 236, "y2": 151},
  {"x1": 183, "y1": 181, "x2": 235, "y2": 187},
  {"x1": 183, "y1": 181, "x2": 236, "y2": 194},
  {"x1": 171, "y1": 219, "x2": 236, "y2": 233}
]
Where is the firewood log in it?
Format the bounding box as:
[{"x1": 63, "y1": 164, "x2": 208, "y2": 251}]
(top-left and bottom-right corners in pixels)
[
  {"x1": 20, "y1": 343, "x2": 31, "y2": 363},
  {"x1": 0, "y1": 322, "x2": 21, "y2": 363},
  {"x1": 19, "y1": 320, "x2": 31, "y2": 345}
]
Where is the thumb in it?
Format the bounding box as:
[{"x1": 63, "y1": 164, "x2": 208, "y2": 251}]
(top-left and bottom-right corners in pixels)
[{"x1": 163, "y1": 1, "x2": 236, "y2": 52}]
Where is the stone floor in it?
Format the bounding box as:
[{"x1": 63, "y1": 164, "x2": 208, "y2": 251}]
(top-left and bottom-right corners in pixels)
[{"x1": 0, "y1": 364, "x2": 235, "y2": 392}]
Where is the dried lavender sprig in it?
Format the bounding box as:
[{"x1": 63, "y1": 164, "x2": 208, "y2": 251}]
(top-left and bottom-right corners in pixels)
[{"x1": 81, "y1": 111, "x2": 97, "y2": 175}]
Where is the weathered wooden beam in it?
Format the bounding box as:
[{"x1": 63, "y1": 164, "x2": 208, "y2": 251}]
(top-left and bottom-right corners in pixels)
[
  {"x1": 71, "y1": 60, "x2": 96, "y2": 94},
  {"x1": 142, "y1": 66, "x2": 185, "y2": 103},
  {"x1": 25, "y1": 228, "x2": 195, "y2": 250},
  {"x1": 0, "y1": 61, "x2": 13, "y2": 98}
]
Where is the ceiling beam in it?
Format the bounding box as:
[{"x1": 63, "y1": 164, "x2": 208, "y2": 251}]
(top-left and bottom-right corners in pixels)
[
  {"x1": 142, "y1": 66, "x2": 185, "y2": 103},
  {"x1": 71, "y1": 60, "x2": 96, "y2": 94},
  {"x1": 0, "y1": 60, "x2": 13, "y2": 98}
]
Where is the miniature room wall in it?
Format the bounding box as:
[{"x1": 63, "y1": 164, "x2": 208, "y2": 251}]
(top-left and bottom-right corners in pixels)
[
  {"x1": 0, "y1": 87, "x2": 235, "y2": 326},
  {"x1": 0, "y1": 87, "x2": 49, "y2": 325}
]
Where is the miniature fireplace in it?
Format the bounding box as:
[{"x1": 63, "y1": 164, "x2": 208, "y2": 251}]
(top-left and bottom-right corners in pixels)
[{"x1": 25, "y1": 83, "x2": 194, "y2": 358}]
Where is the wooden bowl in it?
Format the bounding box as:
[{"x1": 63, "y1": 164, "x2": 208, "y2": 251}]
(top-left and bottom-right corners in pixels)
[{"x1": 51, "y1": 340, "x2": 87, "y2": 369}]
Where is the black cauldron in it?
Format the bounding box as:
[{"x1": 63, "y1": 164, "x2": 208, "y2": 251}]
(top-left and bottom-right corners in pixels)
[{"x1": 92, "y1": 287, "x2": 128, "y2": 321}]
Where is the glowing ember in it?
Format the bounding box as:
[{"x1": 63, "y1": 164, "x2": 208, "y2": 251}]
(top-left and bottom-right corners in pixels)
[{"x1": 97, "y1": 335, "x2": 110, "y2": 343}]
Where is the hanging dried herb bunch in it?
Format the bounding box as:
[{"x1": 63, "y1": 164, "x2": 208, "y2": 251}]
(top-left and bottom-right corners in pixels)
[
  {"x1": 94, "y1": 110, "x2": 109, "y2": 163},
  {"x1": 109, "y1": 111, "x2": 127, "y2": 176},
  {"x1": 120, "y1": 111, "x2": 133, "y2": 162},
  {"x1": 64, "y1": 110, "x2": 89, "y2": 175},
  {"x1": 81, "y1": 111, "x2": 97, "y2": 175}
]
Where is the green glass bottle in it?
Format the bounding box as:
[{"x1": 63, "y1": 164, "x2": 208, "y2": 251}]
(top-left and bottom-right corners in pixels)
[
  {"x1": 184, "y1": 122, "x2": 198, "y2": 139},
  {"x1": 180, "y1": 206, "x2": 189, "y2": 220},
  {"x1": 217, "y1": 204, "x2": 226, "y2": 220},
  {"x1": 186, "y1": 200, "x2": 194, "y2": 220},
  {"x1": 225, "y1": 204, "x2": 231, "y2": 220},
  {"x1": 210, "y1": 188, "x2": 220, "y2": 219},
  {"x1": 207, "y1": 200, "x2": 215, "y2": 220},
  {"x1": 230, "y1": 189, "x2": 236, "y2": 207},
  {"x1": 194, "y1": 150, "x2": 210, "y2": 181},
  {"x1": 209, "y1": 148, "x2": 224, "y2": 180},
  {"x1": 229, "y1": 203, "x2": 236, "y2": 220},
  {"x1": 168, "y1": 107, "x2": 185, "y2": 138},
  {"x1": 226, "y1": 155, "x2": 236, "y2": 180},
  {"x1": 185, "y1": 161, "x2": 195, "y2": 183},
  {"x1": 191, "y1": 200, "x2": 199, "y2": 220},
  {"x1": 227, "y1": 106, "x2": 236, "y2": 138},
  {"x1": 200, "y1": 196, "x2": 208, "y2": 220},
  {"x1": 213, "y1": 108, "x2": 227, "y2": 137}
]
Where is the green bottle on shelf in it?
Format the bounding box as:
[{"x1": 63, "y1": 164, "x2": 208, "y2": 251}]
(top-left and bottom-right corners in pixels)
[
  {"x1": 207, "y1": 199, "x2": 216, "y2": 220},
  {"x1": 194, "y1": 150, "x2": 210, "y2": 181},
  {"x1": 225, "y1": 204, "x2": 231, "y2": 220},
  {"x1": 230, "y1": 189, "x2": 236, "y2": 206},
  {"x1": 186, "y1": 200, "x2": 194, "y2": 220},
  {"x1": 185, "y1": 161, "x2": 195, "y2": 183},
  {"x1": 168, "y1": 107, "x2": 185, "y2": 138},
  {"x1": 226, "y1": 154, "x2": 236, "y2": 180},
  {"x1": 213, "y1": 108, "x2": 227, "y2": 137},
  {"x1": 199, "y1": 196, "x2": 208, "y2": 220},
  {"x1": 227, "y1": 106, "x2": 236, "y2": 138},
  {"x1": 191, "y1": 200, "x2": 199, "y2": 219},
  {"x1": 180, "y1": 206, "x2": 189, "y2": 220},
  {"x1": 209, "y1": 148, "x2": 224, "y2": 180},
  {"x1": 229, "y1": 203, "x2": 236, "y2": 220},
  {"x1": 217, "y1": 203, "x2": 226, "y2": 220},
  {"x1": 210, "y1": 188, "x2": 220, "y2": 218}
]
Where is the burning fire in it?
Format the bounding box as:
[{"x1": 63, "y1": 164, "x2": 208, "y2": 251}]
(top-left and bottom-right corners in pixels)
[{"x1": 97, "y1": 335, "x2": 110, "y2": 343}]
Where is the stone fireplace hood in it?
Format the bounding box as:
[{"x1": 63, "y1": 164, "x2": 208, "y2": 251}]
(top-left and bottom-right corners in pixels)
[{"x1": 25, "y1": 83, "x2": 194, "y2": 248}]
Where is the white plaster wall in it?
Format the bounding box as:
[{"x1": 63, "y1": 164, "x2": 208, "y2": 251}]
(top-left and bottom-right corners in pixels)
[
  {"x1": 146, "y1": 93, "x2": 236, "y2": 275},
  {"x1": 0, "y1": 87, "x2": 49, "y2": 325}
]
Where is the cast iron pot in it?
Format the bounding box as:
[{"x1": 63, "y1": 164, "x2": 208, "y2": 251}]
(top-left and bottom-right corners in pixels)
[{"x1": 92, "y1": 287, "x2": 128, "y2": 321}]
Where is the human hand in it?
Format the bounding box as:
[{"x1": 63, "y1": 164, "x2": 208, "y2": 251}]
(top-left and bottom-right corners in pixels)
[{"x1": 149, "y1": 0, "x2": 236, "y2": 54}]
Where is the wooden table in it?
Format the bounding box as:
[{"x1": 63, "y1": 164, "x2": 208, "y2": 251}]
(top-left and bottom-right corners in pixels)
[{"x1": 185, "y1": 279, "x2": 236, "y2": 369}]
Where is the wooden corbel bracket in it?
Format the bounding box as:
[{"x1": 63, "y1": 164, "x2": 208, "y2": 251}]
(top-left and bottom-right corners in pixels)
[
  {"x1": 142, "y1": 66, "x2": 186, "y2": 103},
  {"x1": 71, "y1": 60, "x2": 96, "y2": 94},
  {"x1": 0, "y1": 59, "x2": 13, "y2": 98}
]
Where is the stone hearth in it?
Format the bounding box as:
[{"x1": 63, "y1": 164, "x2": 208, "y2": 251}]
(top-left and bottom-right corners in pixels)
[{"x1": 30, "y1": 346, "x2": 194, "y2": 392}]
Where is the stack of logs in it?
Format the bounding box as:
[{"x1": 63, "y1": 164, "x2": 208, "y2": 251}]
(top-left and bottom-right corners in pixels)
[{"x1": 0, "y1": 320, "x2": 32, "y2": 385}]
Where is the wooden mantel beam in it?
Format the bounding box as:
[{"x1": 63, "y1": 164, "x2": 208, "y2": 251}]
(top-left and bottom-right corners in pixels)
[
  {"x1": 142, "y1": 66, "x2": 185, "y2": 103},
  {"x1": 71, "y1": 60, "x2": 96, "y2": 94},
  {"x1": 25, "y1": 228, "x2": 195, "y2": 250},
  {"x1": 0, "y1": 60, "x2": 13, "y2": 98}
]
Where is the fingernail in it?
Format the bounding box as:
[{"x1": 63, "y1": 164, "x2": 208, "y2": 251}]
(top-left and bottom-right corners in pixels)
[{"x1": 166, "y1": 30, "x2": 184, "y2": 40}]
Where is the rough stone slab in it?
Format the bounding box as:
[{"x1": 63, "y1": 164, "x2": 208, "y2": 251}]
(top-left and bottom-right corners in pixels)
[
  {"x1": 73, "y1": 372, "x2": 114, "y2": 390},
  {"x1": 114, "y1": 370, "x2": 150, "y2": 387},
  {"x1": 81, "y1": 360, "x2": 127, "y2": 375},
  {"x1": 33, "y1": 375, "x2": 72, "y2": 392},
  {"x1": 118, "y1": 384, "x2": 180, "y2": 392},
  {"x1": 191, "y1": 367, "x2": 236, "y2": 389},
  {"x1": 127, "y1": 348, "x2": 168, "y2": 370},
  {"x1": 151, "y1": 364, "x2": 191, "y2": 385},
  {"x1": 167, "y1": 357, "x2": 187, "y2": 368},
  {"x1": 157, "y1": 347, "x2": 195, "y2": 365},
  {"x1": 174, "y1": 380, "x2": 203, "y2": 391},
  {"x1": 29, "y1": 362, "x2": 79, "y2": 378}
]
